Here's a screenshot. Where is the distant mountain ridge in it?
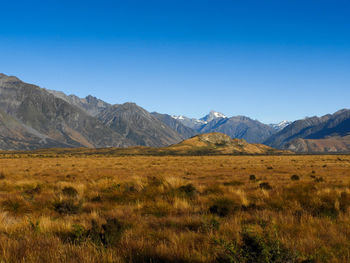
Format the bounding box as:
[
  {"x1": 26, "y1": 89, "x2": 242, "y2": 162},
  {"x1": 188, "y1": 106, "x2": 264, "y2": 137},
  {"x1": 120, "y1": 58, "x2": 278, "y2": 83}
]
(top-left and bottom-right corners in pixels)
[
  {"x1": 1, "y1": 73, "x2": 350, "y2": 153},
  {"x1": 97, "y1": 103, "x2": 183, "y2": 147},
  {"x1": 269, "y1": 120, "x2": 291, "y2": 131},
  {"x1": 150, "y1": 112, "x2": 197, "y2": 139},
  {"x1": 0, "y1": 74, "x2": 132, "y2": 149},
  {"x1": 171, "y1": 115, "x2": 207, "y2": 130},
  {"x1": 170, "y1": 112, "x2": 276, "y2": 143},
  {"x1": 0, "y1": 73, "x2": 183, "y2": 149},
  {"x1": 265, "y1": 109, "x2": 350, "y2": 152},
  {"x1": 46, "y1": 89, "x2": 110, "y2": 117}
]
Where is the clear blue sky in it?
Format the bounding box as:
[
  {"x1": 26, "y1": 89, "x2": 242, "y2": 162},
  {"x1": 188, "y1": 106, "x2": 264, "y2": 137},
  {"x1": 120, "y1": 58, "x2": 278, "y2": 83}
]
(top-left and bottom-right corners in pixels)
[{"x1": 1, "y1": 0, "x2": 349, "y2": 123}]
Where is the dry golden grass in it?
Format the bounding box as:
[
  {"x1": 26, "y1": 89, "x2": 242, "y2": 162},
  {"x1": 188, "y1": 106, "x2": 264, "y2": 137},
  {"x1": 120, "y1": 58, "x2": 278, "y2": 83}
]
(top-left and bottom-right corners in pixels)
[{"x1": 0, "y1": 154, "x2": 349, "y2": 262}]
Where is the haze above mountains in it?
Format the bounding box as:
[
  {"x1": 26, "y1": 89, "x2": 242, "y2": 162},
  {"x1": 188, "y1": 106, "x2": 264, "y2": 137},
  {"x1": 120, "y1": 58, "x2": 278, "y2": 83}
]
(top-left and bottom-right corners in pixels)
[{"x1": 0, "y1": 73, "x2": 349, "y2": 153}]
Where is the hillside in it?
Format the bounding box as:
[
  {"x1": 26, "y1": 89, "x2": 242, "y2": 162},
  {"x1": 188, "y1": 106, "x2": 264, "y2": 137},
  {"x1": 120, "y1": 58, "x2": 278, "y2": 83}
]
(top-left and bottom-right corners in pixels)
[
  {"x1": 285, "y1": 136, "x2": 350, "y2": 153},
  {"x1": 265, "y1": 109, "x2": 350, "y2": 152},
  {"x1": 0, "y1": 74, "x2": 185, "y2": 150},
  {"x1": 168, "y1": 132, "x2": 287, "y2": 155},
  {"x1": 0, "y1": 74, "x2": 132, "y2": 149},
  {"x1": 97, "y1": 103, "x2": 184, "y2": 147},
  {"x1": 151, "y1": 112, "x2": 197, "y2": 139},
  {"x1": 0, "y1": 109, "x2": 71, "y2": 150},
  {"x1": 46, "y1": 90, "x2": 111, "y2": 117},
  {"x1": 198, "y1": 116, "x2": 276, "y2": 143}
]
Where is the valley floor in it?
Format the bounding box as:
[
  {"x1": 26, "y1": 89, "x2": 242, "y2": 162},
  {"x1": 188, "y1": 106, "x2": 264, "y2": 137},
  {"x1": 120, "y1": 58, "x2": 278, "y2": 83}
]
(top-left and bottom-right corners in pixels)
[{"x1": 0, "y1": 154, "x2": 350, "y2": 262}]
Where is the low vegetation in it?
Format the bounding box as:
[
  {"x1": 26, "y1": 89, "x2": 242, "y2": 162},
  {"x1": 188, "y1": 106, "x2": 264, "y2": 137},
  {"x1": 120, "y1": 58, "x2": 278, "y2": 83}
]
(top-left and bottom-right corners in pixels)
[{"x1": 0, "y1": 153, "x2": 349, "y2": 262}]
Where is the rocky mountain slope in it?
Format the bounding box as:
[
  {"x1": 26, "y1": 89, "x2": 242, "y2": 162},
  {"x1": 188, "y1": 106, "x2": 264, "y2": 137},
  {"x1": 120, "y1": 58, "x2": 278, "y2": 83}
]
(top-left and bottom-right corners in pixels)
[
  {"x1": 171, "y1": 115, "x2": 207, "y2": 130},
  {"x1": 151, "y1": 112, "x2": 197, "y2": 139},
  {"x1": 198, "y1": 116, "x2": 276, "y2": 143},
  {"x1": 0, "y1": 109, "x2": 71, "y2": 150},
  {"x1": 269, "y1": 120, "x2": 291, "y2": 131},
  {"x1": 0, "y1": 74, "x2": 133, "y2": 149},
  {"x1": 97, "y1": 103, "x2": 184, "y2": 147},
  {"x1": 284, "y1": 136, "x2": 350, "y2": 153},
  {"x1": 0, "y1": 74, "x2": 184, "y2": 150},
  {"x1": 46, "y1": 90, "x2": 110, "y2": 117},
  {"x1": 265, "y1": 109, "x2": 350, "y2": 152}
]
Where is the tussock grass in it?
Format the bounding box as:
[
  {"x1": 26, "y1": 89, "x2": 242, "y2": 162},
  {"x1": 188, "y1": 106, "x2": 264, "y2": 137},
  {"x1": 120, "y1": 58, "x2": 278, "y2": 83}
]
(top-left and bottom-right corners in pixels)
[{"x1": 0, "y1": 154, "x2": 349, "y2": 261}]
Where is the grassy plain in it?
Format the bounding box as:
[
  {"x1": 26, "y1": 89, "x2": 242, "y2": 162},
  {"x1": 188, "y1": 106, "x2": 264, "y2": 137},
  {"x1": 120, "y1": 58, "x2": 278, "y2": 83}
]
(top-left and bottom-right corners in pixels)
[{"x1": 0, "y1": 153, "x2": 350, "y2": 262}]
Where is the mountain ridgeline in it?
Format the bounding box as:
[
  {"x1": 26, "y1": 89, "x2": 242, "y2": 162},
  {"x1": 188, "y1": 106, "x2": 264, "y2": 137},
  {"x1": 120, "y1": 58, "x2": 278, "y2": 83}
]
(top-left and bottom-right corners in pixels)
[
  {"x1": 264, "y1": 109, "x2": 350, "y2": 153},
  {"x1": 0, "y1": 74, "x2": 184, "y2": 149},
  {"x1": 0, "y1": 73, "x2": 349, "y2": 153},
  {"x1": 171, "y1": 111, "x2": 278, "y2": 143}
]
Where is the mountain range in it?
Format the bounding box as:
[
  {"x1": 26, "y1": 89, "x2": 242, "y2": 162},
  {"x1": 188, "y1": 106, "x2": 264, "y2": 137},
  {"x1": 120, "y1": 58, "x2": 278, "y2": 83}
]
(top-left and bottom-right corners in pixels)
[
  {"x1": 0, "y1": 73, "x2": 349, "y2": 153},
  {"x1": 265, "y1": 109, "x2": 350, "y2": 153}
]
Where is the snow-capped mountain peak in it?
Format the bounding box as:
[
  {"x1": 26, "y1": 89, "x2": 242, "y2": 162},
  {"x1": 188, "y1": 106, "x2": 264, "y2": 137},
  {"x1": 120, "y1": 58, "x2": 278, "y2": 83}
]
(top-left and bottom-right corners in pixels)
[
  {"x1": 269, "y1": 120, "x2": 291, "y2": 131},
  {"x1": 200, "y1": 110, "x2": 227, "y2": 123},
  {"x1": 171, "y1": 115, "x2": 207, "y2": 129},
  {"x1": 171, "y1": 115, "x2": 185, "y2": 120}
]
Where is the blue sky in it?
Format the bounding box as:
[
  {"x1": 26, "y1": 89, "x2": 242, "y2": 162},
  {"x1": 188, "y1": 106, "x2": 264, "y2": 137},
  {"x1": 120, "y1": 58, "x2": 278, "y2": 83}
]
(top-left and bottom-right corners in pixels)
[{"x1": 0, "y1": 0, "x2": 349, "y2": 123}]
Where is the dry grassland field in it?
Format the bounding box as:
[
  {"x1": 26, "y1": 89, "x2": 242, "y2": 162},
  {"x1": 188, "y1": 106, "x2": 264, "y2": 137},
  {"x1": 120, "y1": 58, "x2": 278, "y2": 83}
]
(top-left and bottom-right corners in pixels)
[{"x1": 0, "y1": 154, "x2": 350, "y2": 262}]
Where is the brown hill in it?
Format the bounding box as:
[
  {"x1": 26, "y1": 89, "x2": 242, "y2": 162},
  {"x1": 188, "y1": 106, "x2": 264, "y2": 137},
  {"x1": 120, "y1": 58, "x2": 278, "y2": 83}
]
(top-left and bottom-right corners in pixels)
[
  {"x1": 285, "y1": 136, "x2": 350, "y2": 153},
  {"x1": 2, "y1": 132, "x2": 288, "y2": 156},
  {"x1": 167, "y1": 133, "x2": 287, "y2": 155}
]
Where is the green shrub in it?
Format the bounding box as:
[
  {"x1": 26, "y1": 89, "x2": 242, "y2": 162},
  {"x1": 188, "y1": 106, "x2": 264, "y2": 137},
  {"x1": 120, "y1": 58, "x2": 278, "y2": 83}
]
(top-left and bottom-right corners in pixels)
[
  {"x1": 311, "y1": 196, "x2": 339, "y2": 219},
  {"x1": 102, "y1": 183, "x2": 121, "y2": 193},
  {"x1": 58, "y1": 224, "x2": 87, "y2": 244},
  {"x1": 214, "y1": 229, "x2": 297, "y2": 263},
  {"x1": 203, "y1": 185, "x2": 224, "y2": 195},
  {"x1": 339, "y1": 191, "x2": 350, "y2": 213},
  {"x1": 57, "y1": 218, "x2": 128, "y2": 247},
  {"x1": 142, "y1": 204, "x2": 170, "y2": 218},
  {"x1": 24, "y1": 185, "x2": 42, "y2": 198},
  {"x1": 241, "y1": 203, "x2": 264, "y2": 212},
  {"x1": 249, "y1": 175, "x2": 256, "y2": 181},
  {"x1": 87, "y1": 220, "x2": 103, "y2": 245},
  {"x1": 62, "y1": 186, "x2": 78, "y2": 198},
  {"x1": 91, "y1": 195, "x2": 102, "y2": 202},
  {"x1": 147, "y1": 176, "x2": 165, "y2": 187},
  {"x1": 177, "y1": 184, "x2": 197, "y2": 198},
  {"x1": 239, "y1": 230, "x2": 297, "y2": 263},
  {"x1": 314, "y1": 177, "x2": 324, "y2": 183},
  {"x1": 202, "y1": 217, "x2": 220, "y2": 232},
  {"x1": 125, "y1": 246, "x2": 192, "y2": 263},
  {"x1": 209, "y1": 198, "x2": 239, "y2": 217},
  {"x1": 2, "y1": 198, "x2": 31, "y2": 215},
  {"x1": 53, "y1": 199, "x2": 81, "y2": 215},
  {"x1": 28, "y1": 220, "x2": 40, "y2": 233},
  {"x1": 101, "y1": 218, "x2": 125, "y2": 247},
  {"x1": 259, "y1": 182, "x2": 272, "y2": 190},
  {"x1": 291, "y1": 175, "x2": 300, "y2": 181},
  {"x1": 70, "y1": 224, "x2": 87, "y2": 244}
]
